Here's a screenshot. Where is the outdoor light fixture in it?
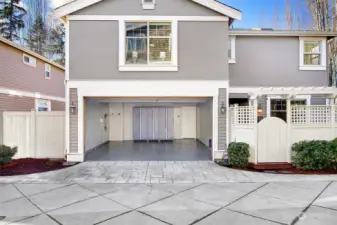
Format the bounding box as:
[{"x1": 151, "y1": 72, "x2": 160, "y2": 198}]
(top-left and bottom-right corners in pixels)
[
  {"x1": 258, "y1": 104, "x2": 263, "y2": 113},
  {"x1": 220, "y1": 101, "x2": 226, "y2": 115},
  {"x1": 70, "y1": 102, "x2": 76, "y2": 115}
]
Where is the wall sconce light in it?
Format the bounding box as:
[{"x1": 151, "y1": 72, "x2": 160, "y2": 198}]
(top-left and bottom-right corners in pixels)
[
  {"x1": 258, "y1": 104, "x2": 263, "y2": 113},
  {"x1": 70, "y1": 102, "x2": 76, "y2": 115},
  {"x1": 220, "y1": 101, "x2": 226, "y2": 115}
]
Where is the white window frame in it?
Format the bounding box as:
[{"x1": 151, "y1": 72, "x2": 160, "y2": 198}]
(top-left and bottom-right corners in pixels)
[
  {"x1": 45, "y1": 63, "x2": 51, "y2": 79},
  {"x1": 228, "y1": 36, "x2": 236, "y2": 64},
  {"x1": 119, "y1": 19, "x2": 178, "y2": 72},
  {"x1": 299, "y1": 37, "x2": 326, "y2": 71},
  {"x1": 23, "y1": 54, "x2": 36, "y2": 67},
  {"x1": 142, "y1": 0, "x2": 155, "y2": 10},
  {"x1": 266, "y1": 95, "x2": 311, "y2": 117},
  {"x1": 35, "y1": 99, "x2": 51, "y2": 112}
]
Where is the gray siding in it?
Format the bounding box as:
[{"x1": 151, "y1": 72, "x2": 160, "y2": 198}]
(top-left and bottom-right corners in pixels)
[
  {"x1": 218, "y1": 88, "x2": 227, "y2": 150},
  {"x1": 69, "y1": 88, "x2": 78, "y2": 153},
  {"x1": 69, "y1": 20, "x2": 228, "y2": 80},
  {"x1": 229, "y1": 36, "x2": 329, "y2": 87},
  {"x1": 311, "y1": 94, "x2": 327, "y2": 105},
  {"x1": 72, "y1": 0, "x2": 221, "y2": 16}
]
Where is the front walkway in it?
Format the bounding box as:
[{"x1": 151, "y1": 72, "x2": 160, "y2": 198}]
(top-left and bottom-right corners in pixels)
[{"x1": 1, "y1": 161, "x2": 337, "y2": 184}]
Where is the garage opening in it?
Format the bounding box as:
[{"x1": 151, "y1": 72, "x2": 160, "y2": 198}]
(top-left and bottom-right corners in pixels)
[{"x1": 84, "y1": 97, "x2": 213, "y2": 161}]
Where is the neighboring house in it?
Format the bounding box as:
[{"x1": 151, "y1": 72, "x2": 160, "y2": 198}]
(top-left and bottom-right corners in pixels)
[
  {"x1": 55, "y1": 0, "x2": 337, "y2": 163},
  {"x1": 0, "y1": 37, "x2": 65, "y2": 112}
]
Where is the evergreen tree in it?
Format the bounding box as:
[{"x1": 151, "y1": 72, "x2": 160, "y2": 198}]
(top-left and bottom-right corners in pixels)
[
  {"x1": 49, "y1": 23, "x2": 65, "y2": 66},
  {"x1": 26, "y1": 13, "x2": 47, "y2": 55},
  {"x1": 0, "y1": 0, "x2": 26, "y2": 41}
]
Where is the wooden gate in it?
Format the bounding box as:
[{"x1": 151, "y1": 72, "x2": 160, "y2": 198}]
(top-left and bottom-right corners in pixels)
[{"x1": 257, "y1": 117, "x2": 288, "y2": 163}]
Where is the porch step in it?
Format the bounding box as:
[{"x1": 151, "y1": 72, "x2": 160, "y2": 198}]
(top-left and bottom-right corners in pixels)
[{"x1": 248, "y1": 163, "x2": 293, "y2": 170}]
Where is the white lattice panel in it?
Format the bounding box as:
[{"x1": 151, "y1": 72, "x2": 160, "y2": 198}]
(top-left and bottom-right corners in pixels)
[
  {"x1": 230, "y1": 106, "x2": 256, "y2": 125},
  {"x1": 292, "y1": 106, "x2": 331, "y2": 125}
]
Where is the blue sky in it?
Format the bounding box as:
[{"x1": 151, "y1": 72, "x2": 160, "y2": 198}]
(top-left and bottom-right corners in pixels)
[{"x1": 221, "y1": 0, "x2": 310, "y2": 29}]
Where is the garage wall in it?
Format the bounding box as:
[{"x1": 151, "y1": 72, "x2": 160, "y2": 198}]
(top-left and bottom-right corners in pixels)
[
  {"x1": 197, "y1": 100, "x2": 212, "y2": 146},
  {"x1": 85, "y1": 101, "x2": 109, "y2": 151},
  {"x1": 109, "y1": 103, "x2": 197, "y2": 141}
]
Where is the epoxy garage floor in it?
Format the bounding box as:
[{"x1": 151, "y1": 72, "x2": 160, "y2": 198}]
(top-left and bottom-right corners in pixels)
[{"x1": 85, "y1": 139, "x2": 212, "y2": 161}]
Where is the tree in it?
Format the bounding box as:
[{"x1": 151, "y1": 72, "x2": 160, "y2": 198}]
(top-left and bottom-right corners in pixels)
[
  {"x1": 0, "y1": 0, "x2": 26, "y2": 41},
  {"x1": 49, "y1": 23, "x2": 65, "y2": 66},
  {"x1": 26, "y1": 13, "x2": 47, "y2": 55}
]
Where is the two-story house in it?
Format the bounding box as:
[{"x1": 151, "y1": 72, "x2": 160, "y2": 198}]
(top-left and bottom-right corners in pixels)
[
  {"x1": 0, "y1": 37, "x2": 66, "y2": 112},
  {"x1": 55, "y1": 0, "x2": 336, "y2": 162}
]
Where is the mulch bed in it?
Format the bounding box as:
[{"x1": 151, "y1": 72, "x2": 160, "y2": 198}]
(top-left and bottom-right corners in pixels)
[
  {"x1": 0, "y1": 158, "x2": 76, "y2": 176},
  {"x1": 216, "y1": 162, "x2": 337, "y2": 175}
]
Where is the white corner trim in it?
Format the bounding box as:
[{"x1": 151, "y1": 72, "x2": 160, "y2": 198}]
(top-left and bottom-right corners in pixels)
[
  {"x1": 54, "y1": 0, "x2": 239, "y2": 20},
  {"x1": 299, "y1": 37, "x2": 327, "y2": 71},
  {"x1": 119, "y1": 65, "x2": 178, "y2": 72},
  {"x1": 191, "y1": 0, "x2": 242, "y2": 20},
  {"x1": 0, "y1": 87, "x2": 65, "y2": 102},
  {"x1": 65, "y1": 19, "x2": 70, "y2": 81},
  {"x1": 67, "y1": 15, "x2": 228, "y2": 21},
  {"x1": 299, "y1": 65, "x2": 326, "y2": 71}
]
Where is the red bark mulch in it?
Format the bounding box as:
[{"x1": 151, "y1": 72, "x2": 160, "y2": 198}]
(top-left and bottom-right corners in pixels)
[{"x1": 0, "y1": 158, "x2": 76, "y2": 176}]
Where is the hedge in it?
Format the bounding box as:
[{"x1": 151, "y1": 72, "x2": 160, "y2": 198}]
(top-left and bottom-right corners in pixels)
[
  {"x1": 292, "y1": 140, "x2": 337, "y2": 170},
  {"x1": 0, "y1": 145, "x2": 17, "y2": 165},
  {"x1": 228, "y1": 142, "x2": 250, "y2": 168}
]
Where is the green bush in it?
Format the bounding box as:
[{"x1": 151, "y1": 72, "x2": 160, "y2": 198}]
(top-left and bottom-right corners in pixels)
[
  {"x1": 292, "y1": 140, "x2": 337, "y2": 170},
  {"x1": 0, "y1": 145, "x2": 17, "y2": 165},
  {"x1": 228, "y1": 142, "x2": 250, "y2": 168}
]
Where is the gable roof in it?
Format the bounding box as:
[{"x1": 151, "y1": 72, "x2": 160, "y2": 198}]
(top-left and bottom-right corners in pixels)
[
  {"x1": 0, "y1": 37, "x2": 65, "y2": 70},
  {"x1": 54, "y1": 0, "x2": 242, "y2": 20}
]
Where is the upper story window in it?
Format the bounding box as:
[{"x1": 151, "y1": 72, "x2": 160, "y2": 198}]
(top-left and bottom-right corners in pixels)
[
  {"x1": 142, "y1": 0, "x2": 155, "y2": 9},
  {"x1": 45, "y1": 64, "x2": 51, "y2": 79},
  {"x1": 228, "y1": 36, "x2": 236, "y2": 64},
  {"x1": 119, "y1": 20, "x2": 178, "y2": 71},
  {"x1": 23, "y1": 54, "x2": 36, "y2": 67},
  {"x1": 299, "y1": 37, "x2": 326, "y2": 71}
]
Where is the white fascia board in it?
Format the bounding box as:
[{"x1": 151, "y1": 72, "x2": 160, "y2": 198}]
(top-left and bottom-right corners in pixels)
[
  {"x1": 192, "y1": 0, "x2": 242, "y2": 20},
  {"x1": 0, "y1": 87, "x2": 65, "y2": 102},
  {"x1": 54, "y1": 0, "x2": 102, "y2": 18},
  {"x1": 68, "y1": 15, "x2": 228, "y2": 21},
  {"x1": 54, "y1": 0, "x2": 240, "y2": 20}
]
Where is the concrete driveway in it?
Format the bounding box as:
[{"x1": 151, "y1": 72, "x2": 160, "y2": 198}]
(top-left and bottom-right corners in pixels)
[
  {"x1": 1, "y1": 162, "x2": 337, "y2": 224},
  {"x1": 0, "y1": 182, "x2": 337, "y2": 225}
]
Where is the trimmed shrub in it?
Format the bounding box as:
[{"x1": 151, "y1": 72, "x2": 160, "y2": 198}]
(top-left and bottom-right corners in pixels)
[
  {"x1": 0, "y1": 145, "x2": 17, "y2": 165},
  {"x1": 292, "y1": 140, "x2": 337, "y2": 170},
  {"x1": 228, "y1": 142, "x2": 250, "y2": 168}
]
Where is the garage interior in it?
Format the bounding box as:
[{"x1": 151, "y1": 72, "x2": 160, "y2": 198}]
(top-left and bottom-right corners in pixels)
[{"x1": 84, "y1": 97, "x2": 213, "y2": 161}]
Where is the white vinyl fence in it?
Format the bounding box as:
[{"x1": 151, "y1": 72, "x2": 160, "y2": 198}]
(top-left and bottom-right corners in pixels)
[
  {"x1": 230, "y1": 105, "x2": 337, "y2": 164},
  {"x1": 2, "y1": 111, "x2": 65, "y2": 159}
]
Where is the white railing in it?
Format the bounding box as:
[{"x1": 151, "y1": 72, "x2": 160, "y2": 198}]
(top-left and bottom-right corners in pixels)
[
  {"x1": 291, "y1": 106, "x2": 333, "y2": 125},
  {"x1": 230, "y1": 106, "x2": 256, "y2": 125}
]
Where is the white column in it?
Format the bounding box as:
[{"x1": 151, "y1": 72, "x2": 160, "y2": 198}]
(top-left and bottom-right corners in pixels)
[
  {"x1": 286, "y1": 95, "x2": 292, "y2": 163},
  {"x1": 212, "y1": 95, "x2": 218, "y2": 160},
  {"x1": 330, "y1": 98, "x2": 335, "y2": 139},
  {"x1": 251, "y1": 96, "x2": 258, "y2": 164}
]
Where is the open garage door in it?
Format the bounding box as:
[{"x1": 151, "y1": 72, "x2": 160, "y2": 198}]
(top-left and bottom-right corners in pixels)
[
  {"x1": 133, "y1": 107, "x2": 174, "y2": 141},
  {"x1": 84, "y1": 97, "x2": 213, "y2": 161}
]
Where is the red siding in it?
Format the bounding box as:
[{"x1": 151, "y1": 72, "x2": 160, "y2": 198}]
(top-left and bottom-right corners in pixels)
[{"x1": 0, "y1": 42, "x2": 65, "y2": 97}]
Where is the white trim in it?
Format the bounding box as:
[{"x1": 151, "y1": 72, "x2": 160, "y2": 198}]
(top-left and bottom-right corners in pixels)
[
  {"x1": 299, "y1": 37, "x2": 327, "y2": 71},
  {"x1": 229, "y1": 87, "x2": 337, "y2": 95},
  {"x1": 191, "y1": 0, "x2": 241, "y2": 20},
  {"x1": 67, "y1": 15, "x2": 229, "y2": 21},
  {"x1": 23, "y1": 53, "x2": 36, "y2": 67},
  {"x1": 119, "y1": 65, "x2": 178, "y2": 72},
  {"x1": 65, "y1": 87, "x2": 70, "y2": 155},
  {"x1": 45, "y1": 63, "x2": 51, "y2": 79},
  {"x1": 35, "y1": 99, "x2": 51, "y2": 111},
  {"x1": 228, "y1": 36, "x2": 236, "y2": 64},
  {"x1": 55, "y1": 0, "x2": 241, "y2": 19},
  {"x1": 0, "y1": 87, "x2": 65, "y2": 102},
  {"x1": 65, "y1": 19, "x2": 70, "y2": 81}
]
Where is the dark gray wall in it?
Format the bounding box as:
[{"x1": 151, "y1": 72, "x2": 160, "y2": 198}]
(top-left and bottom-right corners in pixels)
[
  {"x1": 72, "y1": 0, "x2": 221, "y2": 16},
  {"x1": 69, "y1": 20, "x2": 229, "y2": 80},
  {"x1": 229, "y1": 36, "x2": 329, "y2": 87}
]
